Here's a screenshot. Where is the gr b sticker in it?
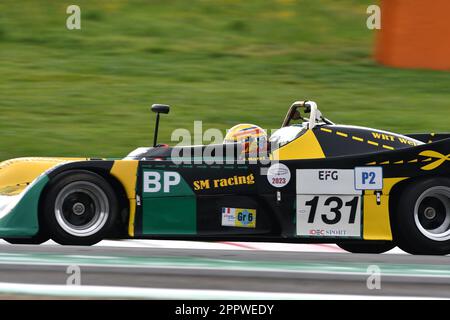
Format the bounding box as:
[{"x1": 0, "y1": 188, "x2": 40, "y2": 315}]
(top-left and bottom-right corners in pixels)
[
  {"x1": 267, "y1": 163, "x2": 291, "y2": 188},
  {"x1": 297, "y1": 195, "x2": 361, "y2": 238},
  {"x1": 354, "y1": 167, "x2": 383, "y2": 190},
  {"x1": 222, "y1": 208, "x2": 256, "y2": 228},
  {"x1": 143, "y1": 171, "x2": 181, "y2": 193}
]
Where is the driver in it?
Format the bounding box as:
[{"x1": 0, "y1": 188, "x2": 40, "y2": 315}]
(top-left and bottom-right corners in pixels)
[{"x1": 224, "y1": 124, "x2": 268, "y2": 157}]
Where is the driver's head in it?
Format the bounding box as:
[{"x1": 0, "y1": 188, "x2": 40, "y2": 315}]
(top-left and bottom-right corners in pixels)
[{"x1": 224, "y1": 124, "x2": 268, "y2": 155}]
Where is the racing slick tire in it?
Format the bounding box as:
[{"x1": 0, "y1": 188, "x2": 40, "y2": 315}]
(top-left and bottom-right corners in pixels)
[
  {"x1": 41, "y1": 170, "x2": 119, "y2": 246},
  {"x1": 336, "y1": 241, "x2": 395, "y2": 254},
  {"x1": 393, "y1": 177, "x2": 450, "y2": 255}
]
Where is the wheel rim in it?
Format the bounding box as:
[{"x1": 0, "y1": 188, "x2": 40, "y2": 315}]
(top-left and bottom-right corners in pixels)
[
  {"x1": 414, "y1": 186, "x2": 450, "y2": 241},
  {"x1": 54, "y1": 181, "x2": 109, "y2": 237}
]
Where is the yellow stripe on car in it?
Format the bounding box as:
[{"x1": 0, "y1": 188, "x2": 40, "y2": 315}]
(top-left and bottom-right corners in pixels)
[
  {"x1": 336, "y1": 131, "x2": 348, "y2": 138},
  {"x1": 319, "y1": 127, "x2": 396, "y2": 151},
  {"x1": 110, "y1": 160, "x2": 139, "y2": 237}
]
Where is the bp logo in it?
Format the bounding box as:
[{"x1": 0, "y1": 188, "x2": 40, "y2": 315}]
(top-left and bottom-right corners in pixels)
[{"x1": 142, "y1": 170, "x2": 194, "y2": 197}]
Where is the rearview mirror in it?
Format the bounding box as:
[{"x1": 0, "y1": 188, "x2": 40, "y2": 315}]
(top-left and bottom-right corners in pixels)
[
  {"x1": 151, "y1": 103, "x2": 170, "y2": 147},
  {"x1": 151, "y1": 104, "x2": 170, "y2": 114}
]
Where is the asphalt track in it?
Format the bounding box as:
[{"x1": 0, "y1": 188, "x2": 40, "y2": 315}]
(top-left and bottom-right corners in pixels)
[{"x1": 0, "y1": 241, "x2": 449, "y2": 299}]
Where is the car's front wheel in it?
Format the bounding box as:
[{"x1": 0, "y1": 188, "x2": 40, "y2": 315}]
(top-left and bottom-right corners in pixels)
[
  {"x1": 393, "y1": 177, "x2": 450, "y2": 255},
  {"x1": 42, "y1": 170, "x2": 119, "y2": 246}
]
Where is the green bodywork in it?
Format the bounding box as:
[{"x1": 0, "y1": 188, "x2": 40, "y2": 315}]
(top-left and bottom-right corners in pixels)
[
  {"x1": 141, "y1": 169, "x2": 197, "y2": 235},
  {"x1": 0, "y1": 174, "x2": 49, "y2": 237}
]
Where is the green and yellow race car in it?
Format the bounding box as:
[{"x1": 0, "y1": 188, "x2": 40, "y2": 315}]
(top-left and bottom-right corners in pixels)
[{"x1": 0, "y1": 101, "x2": 448, "y2": 255}]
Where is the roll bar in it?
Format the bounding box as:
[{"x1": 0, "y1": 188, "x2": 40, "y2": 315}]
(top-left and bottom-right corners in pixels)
[{"x1": 281, "y1": 100, "x2": 334, "y2": 129}]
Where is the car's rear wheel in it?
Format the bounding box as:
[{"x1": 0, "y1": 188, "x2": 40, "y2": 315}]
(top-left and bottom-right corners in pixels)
[
  {"x1": 337, "y1": 241, "x2": 395, "y2": 254},
  {"x1": 42, "y1": 171, "x2": 119, "y2": 246},
  {"x1": 393, "y1": 177, "x2": 450, "y2": 255}
]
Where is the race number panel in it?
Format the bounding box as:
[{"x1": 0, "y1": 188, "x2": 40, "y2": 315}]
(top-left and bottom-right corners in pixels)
[
  {"x1": 296, "y1": 169, "x2": 363, "y2": 238},
  {"x1": 296, "y1": 195, "x2": 361, "y2": 238}
]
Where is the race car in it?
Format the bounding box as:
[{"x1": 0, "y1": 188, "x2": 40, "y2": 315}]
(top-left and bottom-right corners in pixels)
[{"x1": 0, "y1": 101, "x2": 448, "y2": 255}]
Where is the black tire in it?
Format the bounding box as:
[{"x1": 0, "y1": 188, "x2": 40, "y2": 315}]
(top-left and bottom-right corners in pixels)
[
  {"x1": 3, "y1": 233, "x2": 49, "y2": 245},
  {"x1": 41, "y1": 170, "x2": 119, "y2": 246},
  {"x1": 392, "y1": 177, "x2": 450, "y2": 255},
  {"x1": 337, "y1": 241, "x2": 395, "y2": 254}
]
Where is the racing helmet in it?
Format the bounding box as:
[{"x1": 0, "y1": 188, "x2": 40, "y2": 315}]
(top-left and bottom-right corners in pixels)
[{"x1": 224, "y1": 124, "x2": 268, "y2": 155}]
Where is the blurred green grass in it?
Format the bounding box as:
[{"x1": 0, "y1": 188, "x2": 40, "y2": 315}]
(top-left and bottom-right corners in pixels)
[{"x1": 0, "y1": 0, "x2": 449, "y2": 159}]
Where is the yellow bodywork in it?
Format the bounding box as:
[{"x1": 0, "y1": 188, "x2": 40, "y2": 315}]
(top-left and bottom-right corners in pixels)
[
  {"x1": 110, "y1": 160, "x2": 139, "y2": 237},
  {"x1": 363, "y1": 177, "x2": 408, "y2": 240},
  {"x1": 272, "y1": 130, "x2": 325, "y2": 160},
  {"x1": 0, "y1": 157, "x2": 85, "y2": 196}
]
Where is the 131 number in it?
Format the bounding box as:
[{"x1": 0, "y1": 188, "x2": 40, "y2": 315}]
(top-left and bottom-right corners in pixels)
[{"x1": 305, "y1": 196, "x2": 359, "y2": 225}]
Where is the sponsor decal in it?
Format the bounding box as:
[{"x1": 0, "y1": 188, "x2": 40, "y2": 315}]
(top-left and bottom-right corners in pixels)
[
  {"x1": 419, "y1": 150, "x2": 450, "y2": 171},
  {"x1": 193, "y1": 174, "x2": 255, "y2": 191},
  {"x1": 354, "y1": 167, "x2": 383, "y2": 190},
  {"x1": 308, "y1": 229, "x2": 349, "y2": 236},
  {"x1": 297, "y1": 169, "x2": 362, "y2": 195},
  {"x1": 222, "y1": 207, "x2": 256, "y2": 228},
  {"x1": 371, "y1": 132, "x2": 417, "y2": 146},
  {"x1": 267, "y1": 163, "x2": 291, "y2": 188},
  {"x1": 143, "y1": 171, "x2": 181, "y2": 193}
]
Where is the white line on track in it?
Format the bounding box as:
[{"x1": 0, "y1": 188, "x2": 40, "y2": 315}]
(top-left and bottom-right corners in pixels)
[{"x1": 0, "y1": 282, "x2": 439, "y2": 300}]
